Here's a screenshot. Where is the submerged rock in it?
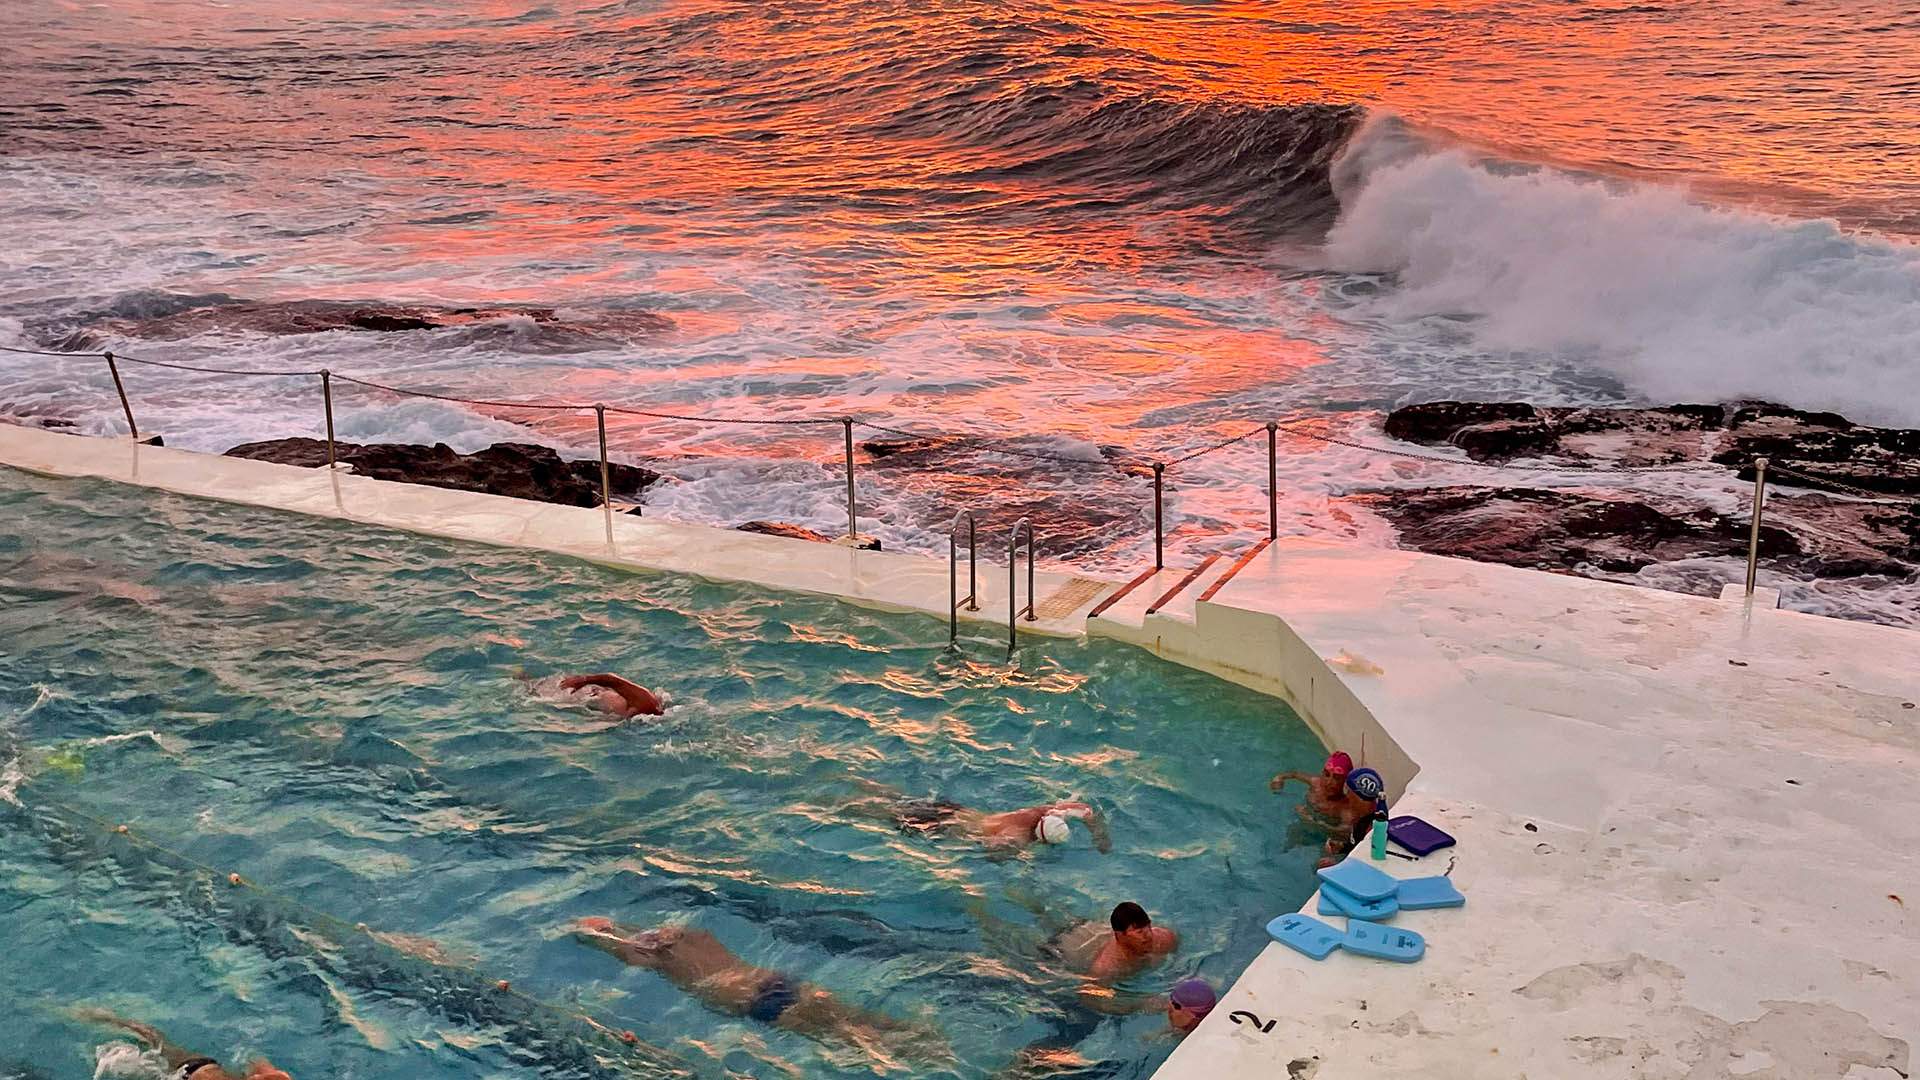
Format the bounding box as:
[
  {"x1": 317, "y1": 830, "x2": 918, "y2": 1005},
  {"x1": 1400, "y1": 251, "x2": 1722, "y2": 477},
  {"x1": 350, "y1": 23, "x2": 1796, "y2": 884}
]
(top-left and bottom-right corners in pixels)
[
  {"x1": 36, "y1": 292, "x2": 672, "y2": 352},
  {"x1": 224, "y1": 438, "x2": 660, "y2": 508}
]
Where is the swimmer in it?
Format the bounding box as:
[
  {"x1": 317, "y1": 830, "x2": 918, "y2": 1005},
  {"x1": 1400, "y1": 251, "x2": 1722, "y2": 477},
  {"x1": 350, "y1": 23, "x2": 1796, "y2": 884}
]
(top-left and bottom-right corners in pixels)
[
  {"x1": 1163, "y1": 978, "x2": 1216, "y2": 1035},
  {"x1": 848, "y1": 782, "x2": 1112, "y2": 852},
  {"x1": 1270, "y1": 751, "x2": 1372, "y2": 836},
  {"x1": 75, "y1": 1010, "x2": 291, "y2": 1080},
  {"x1": 528, "y1": 671, "x2": 663, "y2": 718},
  {"x1": 571, "y1": 918, "x2": 950, "y2": 1066},
  {"x1": 1036, "y1": 902, "x2": 1180, "y2": 1013}
]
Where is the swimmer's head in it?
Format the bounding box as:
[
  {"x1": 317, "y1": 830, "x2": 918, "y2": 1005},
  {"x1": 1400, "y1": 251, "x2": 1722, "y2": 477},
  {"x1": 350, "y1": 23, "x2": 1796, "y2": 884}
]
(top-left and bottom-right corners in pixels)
[
  {"x1": 1323, "y1": 751, "x2": 1353, "y2": 780},
  {"x1": 1036, "y1": 813, "x2": 1071, "y2": 844},
  {"x1": 1168, "y1": 978, "x2": 1217, "y2": 1033}
]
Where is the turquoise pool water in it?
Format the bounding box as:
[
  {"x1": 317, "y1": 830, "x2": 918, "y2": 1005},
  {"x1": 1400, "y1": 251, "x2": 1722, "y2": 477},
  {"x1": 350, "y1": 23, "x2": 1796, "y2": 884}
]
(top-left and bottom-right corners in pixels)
[{"x1": 0, "y1": 467, "x2": 1325, "y2": 1080}]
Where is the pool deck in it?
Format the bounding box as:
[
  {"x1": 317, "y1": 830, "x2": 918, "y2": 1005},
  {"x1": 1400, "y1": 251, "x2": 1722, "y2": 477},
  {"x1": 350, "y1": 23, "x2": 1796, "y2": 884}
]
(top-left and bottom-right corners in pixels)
[
  {"x1": 1137, "y1": 543, "x2": 1918, "y2": 1080},
  {"x1": 4, "y1": 423, "x2": 1916, "y2": 1078}
]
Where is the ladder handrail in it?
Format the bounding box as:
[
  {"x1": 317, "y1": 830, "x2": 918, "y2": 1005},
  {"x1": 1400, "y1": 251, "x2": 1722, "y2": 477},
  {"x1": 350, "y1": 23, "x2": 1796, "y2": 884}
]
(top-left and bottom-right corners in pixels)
[
  {"x1": 1008, "y1": 517, "x2": 1036, "y2": 655},
  {"x1": 948, "y1": 510, "x2": 978, "y2": 645}
]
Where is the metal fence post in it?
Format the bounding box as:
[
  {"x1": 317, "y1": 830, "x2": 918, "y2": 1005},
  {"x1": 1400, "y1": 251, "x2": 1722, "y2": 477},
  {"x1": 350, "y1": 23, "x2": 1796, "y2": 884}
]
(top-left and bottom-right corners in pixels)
[
  {"x1": 1266, "y1": 421, "x2": 1278, "y2": 541},
  {"x1": 1744, "y1": 456, "x2": 1769, "y2": 596},
  {"x1": 103, "y1": 351, "x2": 138, "y2": 440},
  {"x1": 320, "y1": 369, "x2": 337, "y2": 469},
  {"x1": 1152, "y1": 463, "x2": 1165, "y2": 570},
  {"x1": 842, "y1": 417, "x2": 856, "y2": 539},
  {"x1": 595, "y1": 405, "x2": 612, "y2": 508}
]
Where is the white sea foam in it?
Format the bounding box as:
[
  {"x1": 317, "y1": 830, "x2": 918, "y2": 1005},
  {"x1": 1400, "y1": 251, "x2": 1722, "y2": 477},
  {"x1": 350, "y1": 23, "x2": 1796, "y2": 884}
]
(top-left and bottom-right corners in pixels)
[
  {"x1": 1325, "y1": 116, "x2": 1920, "y2": 427},
  {"x1": 92, "y1": 1041, "x2": 167, "y2": 1079}
]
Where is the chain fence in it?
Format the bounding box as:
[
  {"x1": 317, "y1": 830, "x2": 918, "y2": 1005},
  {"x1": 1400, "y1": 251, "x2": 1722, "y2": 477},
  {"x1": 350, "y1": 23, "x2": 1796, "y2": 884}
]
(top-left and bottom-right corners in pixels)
[{"x1": 5, "y1": 341, "x2": 1912, "y2": 595}]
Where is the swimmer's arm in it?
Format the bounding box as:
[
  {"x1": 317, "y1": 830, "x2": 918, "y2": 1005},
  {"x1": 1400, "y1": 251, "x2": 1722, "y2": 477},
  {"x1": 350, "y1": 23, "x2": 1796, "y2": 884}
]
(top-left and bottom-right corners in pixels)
[
  {"x1": 573, "y1": 926, "x2": 660, "y2": 967},
  {"x1": 562, "y1": 673, "x2": 661, "y2": 715},
  {"x1": 1269, "y1": 770, "x2": 1312, "y2": 793},
  {"x1": 70, "y1": 1010, "x2": 194, "y2": 1068},
  {"x1": 1058, "y1": 804, "x2": 1112, "y2": 854},
  {"x1": 1075, "y1": 983, "x2": 1164, "y2": 1015}
]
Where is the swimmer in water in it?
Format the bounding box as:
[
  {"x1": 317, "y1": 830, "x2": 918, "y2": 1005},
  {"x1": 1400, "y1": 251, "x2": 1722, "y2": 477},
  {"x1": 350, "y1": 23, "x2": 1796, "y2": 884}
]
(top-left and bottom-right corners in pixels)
[
  {"x1": 75, "y1": 1011, "x2": 291, "y2": 1080},
  {"x1": 1162, "y1": 978, "x2": 1216, "y2": 1035},
  {"x1": 847, "y1": 781, "x2": 1113, "y2": 852},
  {"x1": 1271, "y1": 751, "x2": 1372, "y2": 850},
  {"x1": 570, "y1": 918, "x2": 950, "y2": 1066},
  {"x1": 516, "y1": 670, "x2": 663, "y2": 719}
]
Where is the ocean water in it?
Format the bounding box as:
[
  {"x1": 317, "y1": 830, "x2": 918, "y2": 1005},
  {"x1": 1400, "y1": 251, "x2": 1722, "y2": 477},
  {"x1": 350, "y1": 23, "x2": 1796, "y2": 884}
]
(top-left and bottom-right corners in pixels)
[
  {"x1": 1, "y1": 0, "x2": 1916, "y2": 623},
  {"x1": 0, "y1": 467, "x2": 1328, "y2": 1079}
]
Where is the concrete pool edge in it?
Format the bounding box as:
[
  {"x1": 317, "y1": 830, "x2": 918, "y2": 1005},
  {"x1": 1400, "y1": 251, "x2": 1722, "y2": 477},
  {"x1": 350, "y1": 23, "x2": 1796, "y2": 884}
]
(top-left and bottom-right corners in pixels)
[
  {"x1": 5, "y1": 423, "x2": 1917, "y2": 1078},
  {"x1": 0, "y1": 424, "x2": 1116, "y2": 639}
]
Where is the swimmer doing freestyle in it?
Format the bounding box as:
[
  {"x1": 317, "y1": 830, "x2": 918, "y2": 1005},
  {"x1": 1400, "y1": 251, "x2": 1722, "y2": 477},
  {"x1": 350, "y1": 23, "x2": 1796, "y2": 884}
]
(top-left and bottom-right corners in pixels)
[
  {"x1": 848, "y1": 780, "x2": 1113, "y2": 852},
  {"x1": 76, "y1": 1011, "x2": 291, "y2": 1080}
]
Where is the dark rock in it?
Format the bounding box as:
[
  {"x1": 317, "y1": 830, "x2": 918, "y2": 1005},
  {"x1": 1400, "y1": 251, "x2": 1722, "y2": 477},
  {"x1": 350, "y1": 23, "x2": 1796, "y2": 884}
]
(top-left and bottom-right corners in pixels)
[
  {"x1": 1712, "y1": 405, "x2": 1920, "y2": 497},
  {"x1": 1384, "y1": 400, "x2": 1920, "y2": 493},
  {"x1": 735, "y1": 521, "x2": 881, "y2": 550},
  {"x1": 224, "y1": 438, "x2": 660, "y2": 508},
  {"x1": 858, "y1": 437, "x2": 947, "y2": 459},
  {"x1": 1385, "y1": 401, "x2": 1728, "y2": 465},
  {"x1": 1355, "y1": 487, "x2": 1796, "y2": 574},
  {"x1": 1357, "y1": 486, "x2": 1917, "y2": 581},
  {"x1": 1383, "y1": 401, "x2": 1535, "y2": 445}
]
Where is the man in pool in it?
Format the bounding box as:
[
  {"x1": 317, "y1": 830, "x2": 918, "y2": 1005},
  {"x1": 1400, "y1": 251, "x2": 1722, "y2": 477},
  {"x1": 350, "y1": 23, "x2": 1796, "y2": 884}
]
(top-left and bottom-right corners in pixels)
[
  {"x1": 77, "y1": 1011, "x2": 292, "y2": 1080},
  {"x1": 849, "y1": 782, "x2": 1113, "y2": 852},
  {"x1": 556, "y1": 672, "x2": 663, "y2": 718},
  {"x1": 1052, "y1": 902, "x2": 1179, "y2": 984},
  {"x1": 571, "y1": 918, "x2": 949, "y2": 1066}
]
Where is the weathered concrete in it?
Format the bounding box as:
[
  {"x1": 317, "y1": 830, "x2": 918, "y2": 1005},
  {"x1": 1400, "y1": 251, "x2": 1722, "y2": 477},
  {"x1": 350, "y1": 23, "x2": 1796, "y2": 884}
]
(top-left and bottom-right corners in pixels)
[{"x1": 1133, "y1": 541, "x2": 1918, "y2": 1080}]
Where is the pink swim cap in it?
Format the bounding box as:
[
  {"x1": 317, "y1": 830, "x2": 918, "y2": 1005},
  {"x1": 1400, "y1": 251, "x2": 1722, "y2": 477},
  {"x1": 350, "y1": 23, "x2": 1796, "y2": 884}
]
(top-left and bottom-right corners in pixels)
[{"x1": 1324, "y1": 751, "x2": 1354, "y2": 777}]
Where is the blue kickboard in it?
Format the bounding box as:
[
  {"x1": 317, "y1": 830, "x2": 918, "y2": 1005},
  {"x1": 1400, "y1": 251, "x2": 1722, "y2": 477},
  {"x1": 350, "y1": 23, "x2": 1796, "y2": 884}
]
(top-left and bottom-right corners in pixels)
[
  {"x1": 1316, "y1": 857, "x2": 1400, "y2": 903},
  {"x1": 1342, "y1": 921, "x2": 1426, "y2": 963},
  {"x1": 1395, "y1": 875, "x2": 1466, "y2": 910},
  {"x1": 1265, "y1": 913, "x2": 1344, "y2": 960},
  {"x1": 1317, "y1": 880, "x2": 1399, "y2": 921}
]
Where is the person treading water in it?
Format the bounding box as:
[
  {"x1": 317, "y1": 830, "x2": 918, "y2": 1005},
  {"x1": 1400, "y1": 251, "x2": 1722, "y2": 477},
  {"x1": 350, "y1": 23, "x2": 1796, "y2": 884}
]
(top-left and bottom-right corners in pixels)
[
  {"x1": 570, "y1": 918, "x2": 951, "y2": 1067},
  {"x1": 77, "y1": 1011, "x2": 291, "y2": 1080},
  {"x1": 1270, "y1": 751, "x2": 1373, "y2": 866},
  {"x1": 1044, "y1": 902, "x2": 1180, "y2": 1003},
  {"x1": 846, "y1": 781, "x2": 1113, "y2": 852}
]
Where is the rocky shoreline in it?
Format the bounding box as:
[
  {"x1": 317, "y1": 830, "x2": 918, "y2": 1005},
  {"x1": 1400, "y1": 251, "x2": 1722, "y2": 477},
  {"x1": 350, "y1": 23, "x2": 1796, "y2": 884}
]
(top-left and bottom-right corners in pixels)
[{"x1": 1369, "y1": 401, "x2": 1920, "y2": 584}]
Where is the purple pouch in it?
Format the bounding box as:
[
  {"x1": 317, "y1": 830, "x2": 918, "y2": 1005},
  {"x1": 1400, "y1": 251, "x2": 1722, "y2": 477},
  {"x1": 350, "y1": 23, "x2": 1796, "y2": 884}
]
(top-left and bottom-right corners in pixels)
[{"x1": 1387, "y1": 815, "x2": 1455, "y2": 857}]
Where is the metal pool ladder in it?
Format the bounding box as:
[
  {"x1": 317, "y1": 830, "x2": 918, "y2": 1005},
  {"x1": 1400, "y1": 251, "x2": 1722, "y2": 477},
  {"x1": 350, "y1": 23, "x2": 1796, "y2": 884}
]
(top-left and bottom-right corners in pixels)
[
  {"x1": 947, "y1": 513, "x2": 1037, "y2": 655},
  {"x1": 949, "y1": 510, "x2": 979, "y2": 645}
]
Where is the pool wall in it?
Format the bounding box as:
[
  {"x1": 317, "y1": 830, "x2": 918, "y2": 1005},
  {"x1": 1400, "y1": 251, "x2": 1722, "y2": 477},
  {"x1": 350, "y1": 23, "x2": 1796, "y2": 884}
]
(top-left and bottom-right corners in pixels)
[{"x1": 4, "y1": 422, "x2": 1917, "y2": 1079}]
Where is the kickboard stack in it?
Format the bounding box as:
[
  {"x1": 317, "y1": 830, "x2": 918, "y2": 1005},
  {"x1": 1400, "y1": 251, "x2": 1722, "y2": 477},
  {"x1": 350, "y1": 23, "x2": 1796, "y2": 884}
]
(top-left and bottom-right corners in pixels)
[{"x1": 1265, "y1": 858, "x2": 1464, "y2": 964}]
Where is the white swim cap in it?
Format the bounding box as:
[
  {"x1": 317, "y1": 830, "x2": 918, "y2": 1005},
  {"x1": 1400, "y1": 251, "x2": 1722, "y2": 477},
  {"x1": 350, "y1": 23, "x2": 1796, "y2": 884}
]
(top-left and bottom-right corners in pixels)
[{"x1": 1037, "y1": 813, "x2": 1071, "y2": 844}]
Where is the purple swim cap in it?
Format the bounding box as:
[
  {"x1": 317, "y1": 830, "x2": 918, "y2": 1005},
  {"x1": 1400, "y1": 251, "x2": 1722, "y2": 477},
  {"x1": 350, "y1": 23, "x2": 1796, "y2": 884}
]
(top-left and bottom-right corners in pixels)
[{"x1": 1169, "y1": 978, "x2": 1216, "y2": 1016}]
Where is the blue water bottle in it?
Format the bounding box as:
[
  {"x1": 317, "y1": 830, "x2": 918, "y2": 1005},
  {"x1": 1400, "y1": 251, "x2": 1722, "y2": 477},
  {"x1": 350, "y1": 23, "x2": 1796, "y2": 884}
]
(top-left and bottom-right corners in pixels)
[{"x1": 1369, "y1": 797, "x2": 1389, "y2": 861}]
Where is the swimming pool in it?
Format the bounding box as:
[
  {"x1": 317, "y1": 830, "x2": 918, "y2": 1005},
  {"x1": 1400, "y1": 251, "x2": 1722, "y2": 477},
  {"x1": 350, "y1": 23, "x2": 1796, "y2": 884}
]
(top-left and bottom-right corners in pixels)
[{"x1": 0, "y1": 466, "x2": 1324, "y2": 1080}]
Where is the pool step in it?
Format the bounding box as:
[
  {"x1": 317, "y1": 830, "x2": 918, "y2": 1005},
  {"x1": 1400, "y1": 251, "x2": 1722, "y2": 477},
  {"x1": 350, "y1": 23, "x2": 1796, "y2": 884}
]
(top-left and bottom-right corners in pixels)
[
  {"x1": 1143, "y1": 553, "x2": 1246, "y2": 626},
  {"x1": 1088, "y1": 548, "x2": 1253, "y2": 631}
]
